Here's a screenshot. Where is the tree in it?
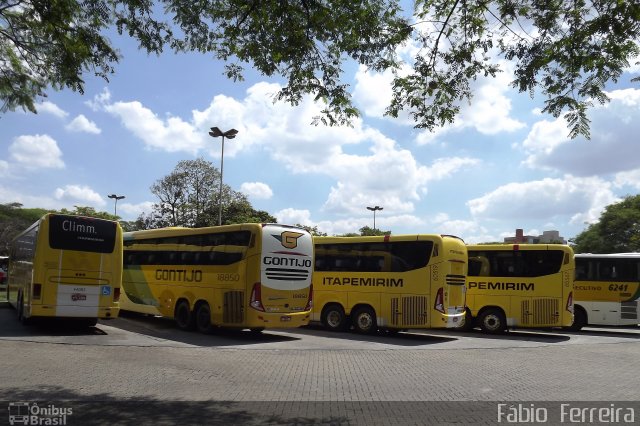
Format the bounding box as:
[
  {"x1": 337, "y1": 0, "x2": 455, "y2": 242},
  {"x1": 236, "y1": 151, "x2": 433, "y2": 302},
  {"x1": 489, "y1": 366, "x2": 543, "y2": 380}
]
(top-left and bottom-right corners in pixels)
[
  {"x1": 571, "y1": 194, "x2": 640, "y2": 253},
  {"x1": 295, "y1": 224, "x2": 328, "y2": 237},
  {"x1": 338, "y1": 226, "x2": 391, "y2": 237},
  {"x1": 0, "y1": 203, "x2": 49, "y2": 255},
  {"x1": 4, "y1": 1, "x2": 638, "y2": 138},
  {"x1": 144, "y1": 158, "x2": 274, "y2": 228},
  {"x1": 59, "y1": 206, "x2": 118, "y2": 221}
]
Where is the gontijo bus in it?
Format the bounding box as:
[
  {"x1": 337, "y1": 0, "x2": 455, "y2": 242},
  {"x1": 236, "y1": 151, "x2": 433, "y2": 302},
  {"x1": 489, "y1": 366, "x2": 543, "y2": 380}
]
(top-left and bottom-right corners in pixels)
[
  {"x1": 119, "y1": 223, "x2": 314, "y2": 333},
  {"x1": 572, "y1": 253, "x2": 640, "y2": 329},
  {"x1": 7, "y1": 213, "x2": 122, "y2": 326},
  {"x1": 466, "y1": 244, "x2": 574, "y2": 333},
  {"x1": 312, "y1": 234, "x2": 467, "y2": 334}
]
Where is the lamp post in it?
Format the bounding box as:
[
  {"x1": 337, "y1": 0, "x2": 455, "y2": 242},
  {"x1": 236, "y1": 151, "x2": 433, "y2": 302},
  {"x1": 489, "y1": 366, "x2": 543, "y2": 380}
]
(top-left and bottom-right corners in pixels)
[
  {"x1": 209, "y1": 127, "x2": 239, "y2": 226},
  {"x1": 366, "y1": 205, "x2": 383, "y2": 230},
  {"x1": 108, "y1": 194, "x2": 125, "y2": 217}
]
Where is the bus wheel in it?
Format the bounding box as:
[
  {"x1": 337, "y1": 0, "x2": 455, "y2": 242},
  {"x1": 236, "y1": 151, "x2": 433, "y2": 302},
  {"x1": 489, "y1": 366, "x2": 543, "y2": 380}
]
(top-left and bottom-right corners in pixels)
[
  {"x1": 195, "y1": 303, "x2": 214, "y2": 334},
  {"x1": 461, "y1": 309, "x2": 475, "y2": 331},
  {"x1": 17, "y1": 292, "x2": 31, "y2": 325},
  {"x1": 80, "y1": 318, "x2": 98, "y2": 328},
  {"x1": 478, "y1": 308, "x2": 506, "y2": 334},
  {"x1": 568, "y1": 307, "x2": 587, "y2": 331},
  {"x1": 352, "y1": 306, "x2": 377, "y2": 334},
  {"x1": 321, "y1": 304, "x2": 347, "y2": 331},
  {"x1": 175, "y1": 300, "x2": 195, "y2": 331}
]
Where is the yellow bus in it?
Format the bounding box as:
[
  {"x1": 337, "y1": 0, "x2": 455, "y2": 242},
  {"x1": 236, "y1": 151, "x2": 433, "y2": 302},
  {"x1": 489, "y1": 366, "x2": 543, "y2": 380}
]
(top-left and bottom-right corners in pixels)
[
  {"x1": 7, "y1": 213, "x2": 122, "y2": 326},
  {"x1": 120, "y1": 223, "x2": 314, "y2": 333},
  {"x1": 312, "y1": 234, "x2": 467, "y2": 334},
  {"x1": 572, "y1": 253, "x2": 640, "y2": 329},
  {"x1": 465, "y1": 244, "x2": 575, "y2": 333}
]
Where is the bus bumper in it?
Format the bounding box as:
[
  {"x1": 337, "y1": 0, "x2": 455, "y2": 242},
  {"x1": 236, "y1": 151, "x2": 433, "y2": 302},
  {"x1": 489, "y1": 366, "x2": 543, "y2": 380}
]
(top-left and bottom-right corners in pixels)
[{"x1": 246, "y1": 310, "x2": 311, "y2": 329}]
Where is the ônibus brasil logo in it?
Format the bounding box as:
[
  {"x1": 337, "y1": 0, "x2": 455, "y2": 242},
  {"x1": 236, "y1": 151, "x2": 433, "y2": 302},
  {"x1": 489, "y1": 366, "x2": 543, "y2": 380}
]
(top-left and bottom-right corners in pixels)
[{"x1": 8, "y1": 402, "x2": 73, "y2": 425}]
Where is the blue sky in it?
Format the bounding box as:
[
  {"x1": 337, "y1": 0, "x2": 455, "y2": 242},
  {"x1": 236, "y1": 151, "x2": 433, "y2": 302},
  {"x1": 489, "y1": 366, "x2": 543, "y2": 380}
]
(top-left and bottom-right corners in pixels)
[{"x1": 2, "y1": 10, "x2": 640, "y2": 243}]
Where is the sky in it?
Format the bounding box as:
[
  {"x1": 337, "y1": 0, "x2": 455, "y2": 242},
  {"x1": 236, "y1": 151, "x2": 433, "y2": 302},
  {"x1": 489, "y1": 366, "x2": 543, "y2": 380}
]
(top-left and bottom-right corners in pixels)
[{"x1": 2, "y1": 9, "x2": 640, "y2": 244}]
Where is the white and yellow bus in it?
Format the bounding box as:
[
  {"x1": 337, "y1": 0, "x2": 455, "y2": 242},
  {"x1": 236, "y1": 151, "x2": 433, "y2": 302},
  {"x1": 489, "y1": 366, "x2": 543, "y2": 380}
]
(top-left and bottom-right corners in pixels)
[
  {"x1": 120, "y1": 223, "x2": 314, "y2": 333},
  {"x1": 572, "y1": 253, "x2": 640, "y2": 329},
  {"x1": 7, "y1": 213, "x2": 122, "y2": 326},
  {"x1": 312, "y1": 234, "x2": 467, "y2": 334},
  {"x1": 465, "y1": 244, "x2": 575, "y2": 333}
]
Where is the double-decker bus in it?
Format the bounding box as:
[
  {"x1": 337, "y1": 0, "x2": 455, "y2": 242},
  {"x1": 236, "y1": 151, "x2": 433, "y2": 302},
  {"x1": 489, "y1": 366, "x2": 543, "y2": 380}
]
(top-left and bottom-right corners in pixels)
[
  {"x1": 120, "y1": 223, "x2": 313, "y2": 333},
  {"x1": 572, "y1": 253, "x2": 640, "y2": 329},
  {"x1": 312, "y1": 234, "x2": 467, "y2": 334},
  {"x1": 465, "y1": 244, "x2": 574, "y2": 333},
  {"x1": 7, "y1": 213, "x2": 122, "y2": 326}
]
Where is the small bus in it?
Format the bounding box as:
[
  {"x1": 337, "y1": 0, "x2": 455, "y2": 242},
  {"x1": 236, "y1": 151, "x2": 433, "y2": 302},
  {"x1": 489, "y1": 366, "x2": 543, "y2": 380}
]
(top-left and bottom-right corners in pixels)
[
  {"x1": 465, "y1": 244, "x2": 575, "y2": 333},
  {"x1": 572, "y1": 253, "x2": 640, "y2": 329},
  {"x1": 312, "y1": 234, "x2": 467, "y2": 334},
  {"x1": 7, "y1": 213, "x2": 122, "y2": 326},
  {"x1": 119, "y1": 223, "x2": 314, "y2": 333}
]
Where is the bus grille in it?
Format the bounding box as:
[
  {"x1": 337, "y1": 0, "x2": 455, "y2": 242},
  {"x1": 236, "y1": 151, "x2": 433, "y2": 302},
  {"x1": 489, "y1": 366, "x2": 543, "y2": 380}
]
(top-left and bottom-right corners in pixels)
[
  {"x1": 621, "y1": 301, "x2": 638, "y2": 320},
  {"x1": 265, "y1": 267, "x2": 309, "y2": 281},
  {"x1": 390, "y1": 296, "x2": 428, "y2": 326},
  {"x1": 445, "y1": 274, "x2": 466, "y2": 286},
  {"x1": 521, "y1": 298, "x2": 559, "y2": 326},
  {"x1": 223, "y1": 291, "x2": 244, "y2": 323}
]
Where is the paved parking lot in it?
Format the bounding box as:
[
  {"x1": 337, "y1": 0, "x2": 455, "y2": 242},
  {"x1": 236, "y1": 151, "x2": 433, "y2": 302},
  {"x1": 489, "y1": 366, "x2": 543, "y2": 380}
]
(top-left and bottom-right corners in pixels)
[{"x1": 1, "y1": 302, "x2": 639, "y2": 425}]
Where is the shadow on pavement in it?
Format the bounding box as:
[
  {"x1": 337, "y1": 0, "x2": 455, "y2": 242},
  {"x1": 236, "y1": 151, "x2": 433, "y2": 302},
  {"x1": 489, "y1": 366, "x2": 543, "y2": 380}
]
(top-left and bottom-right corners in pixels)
[
  {"x1": 107, "y1": 310, "x2": 302, "y2": 347},
  {"x1": 291, "y1": 324, "x2": 459, "y2": 346}
]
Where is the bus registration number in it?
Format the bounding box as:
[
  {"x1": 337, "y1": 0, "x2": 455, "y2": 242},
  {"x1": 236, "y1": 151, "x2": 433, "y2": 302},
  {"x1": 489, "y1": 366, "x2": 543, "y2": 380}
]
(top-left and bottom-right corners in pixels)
[{"x1": 280, "y1": 316, "x2": 291, "y2": 322}]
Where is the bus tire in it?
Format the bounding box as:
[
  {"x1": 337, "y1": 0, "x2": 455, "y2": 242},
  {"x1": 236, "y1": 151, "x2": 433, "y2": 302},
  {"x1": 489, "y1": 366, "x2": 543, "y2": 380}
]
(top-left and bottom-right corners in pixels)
[
  {"x1": 461, "y1": 309, "x2": 475, "y2": 331},
  {"x1": 195, "y1": 302, "x2": 214, "y2": 334},
  {"x1": 478, "y1": 308, "x2": 506, "y2": 334},
  {"x1": 175, "y1": 300, "x2": 195, "y2": 331},
  {"x1": 81, "y1": 318, "x2": 98, "y2": 328},
  {"x1": 321, "y1": 304, "x2": 347, "y2": 331},
  {"x1": 17, "y1": 292, "x2": 31, "y2": 325},
  {"x1": 568, "y1": 307, "x2": 587, "y2": 331},
  {"x1": 352, "y1": 306, "x2": 377, "y2": 334}
]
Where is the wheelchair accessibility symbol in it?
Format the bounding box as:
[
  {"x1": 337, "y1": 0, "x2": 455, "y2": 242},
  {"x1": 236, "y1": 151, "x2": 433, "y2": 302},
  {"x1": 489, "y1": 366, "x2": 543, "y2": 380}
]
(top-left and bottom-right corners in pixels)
[{"x1": 101, "y1": 285, "x2": 111, "y2": 296}]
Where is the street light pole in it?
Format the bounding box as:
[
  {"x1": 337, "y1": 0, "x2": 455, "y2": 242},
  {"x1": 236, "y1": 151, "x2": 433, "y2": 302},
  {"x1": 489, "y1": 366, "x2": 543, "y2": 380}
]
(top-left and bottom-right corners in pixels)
[
  {"x1": 209, "y1": 127, "x2": 239, "y2": 226},
  {"x1": 108, "y1": 194, "x2": 125, "y2": 217},
  {"x1": 366, "y1": 205, "x2": 383, "y2": 230}
]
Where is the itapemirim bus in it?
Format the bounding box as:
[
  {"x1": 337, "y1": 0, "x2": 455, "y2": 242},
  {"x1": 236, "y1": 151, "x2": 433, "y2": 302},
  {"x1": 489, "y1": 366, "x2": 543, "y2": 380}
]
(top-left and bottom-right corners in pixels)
[
  {"x1": 119, "y1": 223, "x2": 314, "y2": 333},
  {"x1": 7, "y1": 214, "x2": 122, "y2": 326},
  {"x1": 312, "y1": 234, "x2": 467, "y2": 334},
  {"x1": 465, "y1": 244, "x2": 575, "y2": 333},
  {"x1": 572, "y1": 253, "x2": 640, "y2": 329}
]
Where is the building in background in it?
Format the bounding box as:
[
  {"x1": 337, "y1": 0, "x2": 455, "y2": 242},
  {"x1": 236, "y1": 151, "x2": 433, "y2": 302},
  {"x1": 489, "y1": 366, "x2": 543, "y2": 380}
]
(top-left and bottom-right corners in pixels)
[{"x1": 504, "y1": 229, "x2": 567, "y2": 244}]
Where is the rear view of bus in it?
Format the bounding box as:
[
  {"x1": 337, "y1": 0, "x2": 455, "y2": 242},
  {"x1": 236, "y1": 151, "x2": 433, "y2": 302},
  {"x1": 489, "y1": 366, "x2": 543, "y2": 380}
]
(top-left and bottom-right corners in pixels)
[
  {"x1": 572, "y1": 253, "x2": 640, "y2": 329},
  {"x1": 7, "y1": 214, "x2": 122, "y2": 326},
  {"x1": 466, "y1": 244, "x2": 574, "y2": 333},
  {"x1": 251, "y1": 225, "x2": 314, "y2": 328},
  {"x1": 120, "y1": 223, "x2": 313, "y2": 333},
  {"x1": 312, "y1": 234, "x2": 467, "y2": 334}
]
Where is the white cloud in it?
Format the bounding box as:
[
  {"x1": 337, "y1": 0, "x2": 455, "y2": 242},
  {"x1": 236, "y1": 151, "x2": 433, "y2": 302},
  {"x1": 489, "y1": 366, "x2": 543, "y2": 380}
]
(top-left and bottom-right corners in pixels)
[
  {"x1": 352, "y1": 59, "x2": 525, "y2": 145},
  {"x1": 38, "y1": 101, "x2": 68, "y2": 119},
  {"x1": 118, "y1": 201, "x2": 155, "y2": 220},
  {"x1": 275, "y1": 208, "x2": 313, "y2": 227},
  {"x1": 66, "y1": 114, "x2": 101, "y2": 134},
  {"x1": 95, "y1": 81, "x2": 480, "y2": 218},
  {"x1": 614, "y1": 169, "x2": 640, "y2": 190},
  {"x1": 9, "y1": 135, "x2": 64, "y2": 170},
  {"x1": 240, "y1": 182, "x2": 273, "y2": 200},
  {"x1": 467, "y1": 176, "x2": 619, "y2": 226},
  {"x1": 54, "y1": 185, "x2": 105, "y2": 207},
  {"x1": 520, "y1": 88, "x2": 640, "y2": 175},
  {"x1": 86, "y1": 88, "x2": 112, "y2": 111}
]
